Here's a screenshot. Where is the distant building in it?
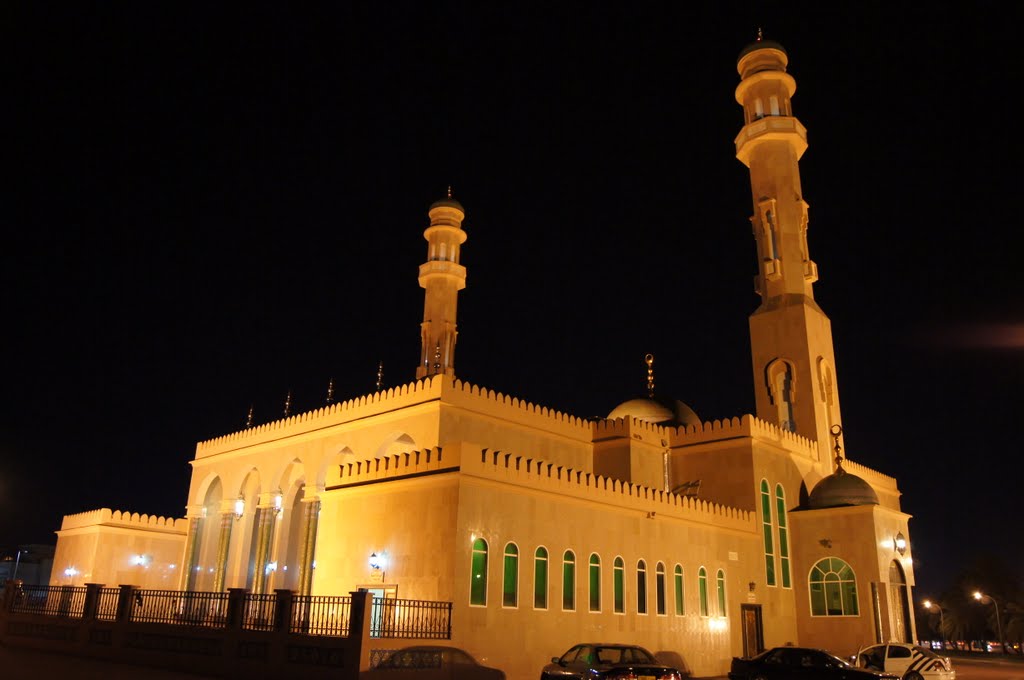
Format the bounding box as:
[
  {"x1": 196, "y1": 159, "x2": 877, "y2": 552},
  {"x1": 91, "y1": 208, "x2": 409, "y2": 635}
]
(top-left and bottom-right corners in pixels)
[
  {"x1": 52, "y1": 38, "x2": 917, "y2": 678},
  {"x1": 0, "y1": 544, "x2": 55, "y2": 587}
]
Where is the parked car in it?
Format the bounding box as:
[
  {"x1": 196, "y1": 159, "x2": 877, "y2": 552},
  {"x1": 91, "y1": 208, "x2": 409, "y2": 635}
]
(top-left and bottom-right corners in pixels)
[
  {"x1": 729, "y1": 646, "x2": 899, "y2": 679},
  {"x1": 361, "y1": 645, "x2": 505, "y2": 679},
  {"x1": 854, "y1": 643, "x2": 956, "y2": 679},
  {"x1": 541, "y1": 643, "x2": 683, "y2": 679}
]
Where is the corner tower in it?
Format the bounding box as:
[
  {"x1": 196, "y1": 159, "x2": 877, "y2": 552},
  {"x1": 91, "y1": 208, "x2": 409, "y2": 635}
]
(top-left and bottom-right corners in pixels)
[
  {"x1": 416, "y1": 190, "x2": 467, "y2": 379},
  {"x1": 734, "y1": 37, "x2": 844, "y2": 460}
]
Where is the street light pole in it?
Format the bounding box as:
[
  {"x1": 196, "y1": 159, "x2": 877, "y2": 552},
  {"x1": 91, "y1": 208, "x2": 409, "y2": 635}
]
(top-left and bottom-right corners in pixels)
[
  {"x1": 922, "y1": 600, "x2": 945, "y2": 647},
  {"x1": 973, "y1": 591, "x2": 1005, "y2": 655},
  {"x1": 11, "y1": 549, "x2": 25, "y2": 581}
]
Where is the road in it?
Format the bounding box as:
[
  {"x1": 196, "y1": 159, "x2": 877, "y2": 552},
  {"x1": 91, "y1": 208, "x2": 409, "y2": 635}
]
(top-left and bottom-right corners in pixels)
[
  {"x1": 954, "y1": 655, "x2": 1024, "y2": 680},
  {"x1": 0, "y1": 641, "x2": 219, "y2": 679}
]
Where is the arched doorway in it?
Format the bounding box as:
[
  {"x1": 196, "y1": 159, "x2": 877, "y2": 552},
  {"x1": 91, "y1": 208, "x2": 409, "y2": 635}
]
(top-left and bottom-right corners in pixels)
[{"x1": 889, "y1": 560, "x2": 912, "y2": 642}]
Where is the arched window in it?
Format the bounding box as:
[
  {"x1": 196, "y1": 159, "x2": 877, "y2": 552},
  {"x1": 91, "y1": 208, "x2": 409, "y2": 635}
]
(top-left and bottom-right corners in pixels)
[
  {"x1": 760, "y1": 479, "x2": 776, "y2": 587},
  {"x1": 533, "y1": 547, "x2": 548, "y2": 609},
  {"x1": 673, "y1": 564, "x2": 685, "y2": 615},
  {"x1": 562, "y1": 550, "x2": 575, "y2": 611},
  {"x1": 636, "y1": 559, "x2": 648, "y2": 614},
  {"x1": 589, "y1": 554, "x2": 601, "y2": 612},
  {"x1": 502, "y1": 543, "x2": 518, "y2": 608},
  {"x1": 470, "y1": 538, "x2": 488, "y2": 606},
  {"x1": 775, "y1": 484, "x2": 791, "y2": 588},
  {"x1": 613, "y1": 557, "x2": 625, "y2": 614},
  {"x1": 809, "y1": 557, "x2": 859, "y2": 616},
  {"x1": 656, "y1": 562, "x2": 667, "y2": 615},
  {"x1": 698, "y1": 567, "x2": 709, "y2": 616},
  {"x1": 716, "y1": 569, "x2": 727, "y2": 617}
]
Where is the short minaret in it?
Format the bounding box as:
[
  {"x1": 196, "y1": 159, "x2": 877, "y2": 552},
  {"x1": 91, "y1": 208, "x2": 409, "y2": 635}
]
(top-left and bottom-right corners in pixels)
[
  {"x1": 416, "y1": 189, "x2": 467, "y2": 379},
  {"x1": 734, "y1": 36, "x2": 844, "y2": 462}
]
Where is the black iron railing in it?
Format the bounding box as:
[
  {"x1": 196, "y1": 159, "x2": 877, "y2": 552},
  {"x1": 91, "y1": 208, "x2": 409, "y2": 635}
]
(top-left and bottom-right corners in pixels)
[
  {"x1": 130, "y1": 589, "x2": 229, "y2": 628},
  {"x1": 242, "y1": 592, "x2": 277, "y2": 631},
  {"x1": 10, "y1": 585, "x2": 87, "y2": 618},
  {"x1": 370, "y1": 598, "x2": 452, "y2": 639},
  {"x1": 290, "y1": 594, "x2": 352, "y2": 636}
]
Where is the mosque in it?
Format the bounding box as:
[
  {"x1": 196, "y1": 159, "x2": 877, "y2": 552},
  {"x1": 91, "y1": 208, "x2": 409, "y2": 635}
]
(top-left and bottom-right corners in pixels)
[{"x1": 51, "y1": 37, "x2": 917, "y2": 678}]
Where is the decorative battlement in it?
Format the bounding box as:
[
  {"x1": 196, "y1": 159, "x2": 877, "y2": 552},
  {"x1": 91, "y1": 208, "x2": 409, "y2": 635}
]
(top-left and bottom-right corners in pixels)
[
  {"x1": 59, "y1": 508, "x2": 187, "y2": 533},
  {"x1": 333, "y1": 447, "x2": 456, "y2": 487},
  {"x1": 325, "y1": 440, "x2": 753, "y2": 532},
  {"x1": 843, "y1": 458, "x2": 898, "y2": 491},
  {"x1": 463, "y1": 448, "x2": 754, "y2": 532},
  {"x1": 671, "y1": 414, "x2": 818, "y2": 456},
  {"x1": 197, "y1": 375, "x2": 596, "y2": 458}
]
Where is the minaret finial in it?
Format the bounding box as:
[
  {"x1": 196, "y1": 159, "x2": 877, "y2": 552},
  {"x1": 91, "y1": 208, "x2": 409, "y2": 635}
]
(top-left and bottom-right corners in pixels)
[
  {"x1": 645, "y1": 353, "x2": 655, "y2": 398},
  {"x1": 830, "y1": 424, "x2": 845, "y2": 473},
  {"x1": 756, "y1": 27, "x2": 763, "y2": 41},
  {"x1": 326, "y1": 378, "x2": 334, "y2": 405},
  {"x1": 447, "y1": 185, "x2": 453, "y2": 199},
  {"x1": 246, "y1": 405, "x2": 254, "y2": 429},
  {"x1": 433, "y1": 342, "x2": 442, "y2": 372},
  {"x1": 376, "y1": 361, "x2": 384, "y2": 391},
  {"x1": 283, "y1": 390, "x2": 292, "y2": 418}
]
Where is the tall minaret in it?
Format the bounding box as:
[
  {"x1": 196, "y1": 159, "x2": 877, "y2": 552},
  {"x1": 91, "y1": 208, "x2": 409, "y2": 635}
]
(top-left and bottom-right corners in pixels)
[
  {"x1": 416, "y1": 190, "x2": 467, "y2": 380},
  {"x1": 734, "y1": 36, "x2": 844, "y2": 461}
]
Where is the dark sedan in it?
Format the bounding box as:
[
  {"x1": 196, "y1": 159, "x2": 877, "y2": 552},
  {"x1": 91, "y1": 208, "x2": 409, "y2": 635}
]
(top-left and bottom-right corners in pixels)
[
  {"x1": 729, "y1": 646, "x2": 899, "y2": 680},
  {"x1": 541, "y1": 643, "x2": 683, "y2": 679}
]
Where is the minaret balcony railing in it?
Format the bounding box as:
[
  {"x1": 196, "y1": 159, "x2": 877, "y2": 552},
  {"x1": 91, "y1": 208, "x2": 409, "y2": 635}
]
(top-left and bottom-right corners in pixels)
[{"x1": 735, "y1": 116, "x2": 807, "y2": 163}]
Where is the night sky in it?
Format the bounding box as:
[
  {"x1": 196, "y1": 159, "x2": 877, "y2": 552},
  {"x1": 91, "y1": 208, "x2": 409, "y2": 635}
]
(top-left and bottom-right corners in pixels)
[{"x1": 5, "y1": 4, "x2": 1021, "y2": 598}]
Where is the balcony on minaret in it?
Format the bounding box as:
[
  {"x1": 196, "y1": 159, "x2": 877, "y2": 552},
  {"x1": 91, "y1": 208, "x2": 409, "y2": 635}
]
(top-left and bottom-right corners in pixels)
[{"x1": 735, "y1": 116, "x2": 807, "y2": 165}]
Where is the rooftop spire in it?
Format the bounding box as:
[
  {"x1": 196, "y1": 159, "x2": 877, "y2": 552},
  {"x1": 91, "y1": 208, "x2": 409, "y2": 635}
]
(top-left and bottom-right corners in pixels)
[
  {"x1": 376, "y1": 361, "x2": 384, "y2": 391},
  {"x1": 645, "y1": 353, "x2": 656, "y2": 398},
  {"x1": 326, "y1": 378, "x2": 334, "y2": 405},
  {"x1": 830, "y1": 424, "x2": 846, "y2": 474}
]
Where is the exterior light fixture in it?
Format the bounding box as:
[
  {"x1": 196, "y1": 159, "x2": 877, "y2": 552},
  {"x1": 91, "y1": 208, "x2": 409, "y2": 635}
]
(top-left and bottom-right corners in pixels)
[
  {"x1": 894, "y1": 532, "x2": 907, "y2": 555},
  {"x1": 64, "y1": 566, "x2": 79, "y2": 577},
  {"x1": 748, "y1": 581, "x2": 756, "y2": 593},
  {"x1": 234, "y1": 496, "x2": 245, "y2": 519},
  {"x1": 369, "y1": 552, "x2": 381, "y2": 570},
  {"x1": 273, "y1": 492, "x2": 284, "y2": 515},
  {"x1": 923, "y1": 599, "x2": 945, "y2": 644},
  {"x1": 973, "y1": 591, "x2": 1006, "y2": 655}
]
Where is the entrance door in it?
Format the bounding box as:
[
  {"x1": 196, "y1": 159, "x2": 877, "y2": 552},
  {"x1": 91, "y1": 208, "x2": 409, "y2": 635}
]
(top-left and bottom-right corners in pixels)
[{"x1": 740, "y1": 604, "x2": 764, "y2": 657}]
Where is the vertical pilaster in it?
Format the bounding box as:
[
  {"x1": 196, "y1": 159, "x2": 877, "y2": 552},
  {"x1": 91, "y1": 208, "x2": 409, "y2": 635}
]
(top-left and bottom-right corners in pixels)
[
  {"x1": 296, "y1": 495, "x2": 321, "y2": 597},
  {"x1": 250, "y1": 492, "x2": 279, "y2": 595},
  {"x1": 178, "y1": 510, "x2": 203, "y2": 592},
  {"x1": 212, "y1": 501, "x2": 235, "y2": 592}
]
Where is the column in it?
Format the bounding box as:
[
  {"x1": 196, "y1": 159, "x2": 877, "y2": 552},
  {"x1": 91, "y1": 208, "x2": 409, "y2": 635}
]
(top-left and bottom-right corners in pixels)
[
  {"x1": 178, "y1": 507, "x2": 203, "y2": 592},
  {"x1": 211, "y1": 499, "x2": 236, "y2": 593}
]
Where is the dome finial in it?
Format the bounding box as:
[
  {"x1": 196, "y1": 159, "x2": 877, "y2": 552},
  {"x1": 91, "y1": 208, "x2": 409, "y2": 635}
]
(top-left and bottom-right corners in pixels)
[
  {"x1": 645, "y1": 353, "x2": 655, "y2": 398},
  {"x1": 830, "y1": 424, "x2": 845, "y2": 474}
]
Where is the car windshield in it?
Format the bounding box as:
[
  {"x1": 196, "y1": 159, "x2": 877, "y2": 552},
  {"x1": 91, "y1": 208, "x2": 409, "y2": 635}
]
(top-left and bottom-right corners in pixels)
[{"x1": 824, "y1": 651, "x2": 851, "y2": 668}]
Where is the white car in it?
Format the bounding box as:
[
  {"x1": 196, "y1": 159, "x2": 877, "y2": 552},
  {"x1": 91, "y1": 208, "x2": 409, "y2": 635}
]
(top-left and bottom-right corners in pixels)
[{"x1": 855, "y1": 643, "x2": 955, "y2": 680}]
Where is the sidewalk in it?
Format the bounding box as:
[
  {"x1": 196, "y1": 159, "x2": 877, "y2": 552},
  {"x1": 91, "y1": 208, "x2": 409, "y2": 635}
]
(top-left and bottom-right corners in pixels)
[{"x1": 0, "y1": 641, "x2": 219, "y2": 679}]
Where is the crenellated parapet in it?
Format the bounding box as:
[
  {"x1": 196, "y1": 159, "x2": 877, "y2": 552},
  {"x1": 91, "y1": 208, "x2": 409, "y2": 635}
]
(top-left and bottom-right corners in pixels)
[
  {"x1": 59, "y1": 508, "x2": 187, "y2": 533},
  {"x1": 672, "y1": 413, "x2": 818, "y2": 457},
  {"x1": 196, "y1": 375, "x2": 599, "y2": 459},
  {"x1": 842, "y1": 458, "x2": 898, "y2": 492},
  {"x1": 463, "y1": 447, "x2": 754, "y2": 533},
  {"x1": 334, "y1": 446, "x2": 457, "y2": 486}
]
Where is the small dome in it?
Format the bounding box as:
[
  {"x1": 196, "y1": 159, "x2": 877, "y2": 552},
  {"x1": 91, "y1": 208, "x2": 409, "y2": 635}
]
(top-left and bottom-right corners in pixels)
[
  {"x1": 608, "y1": 396, "x2": 701, "y2": 428},
  {"x1": 737, "y1": 38, "x2": 787, "y2": 62},
  {"x1": 808, "y1": 469, "x2": 879, "y2": 509},
  {"x1": 429, "y1": 196, "x2": 465, "y2": 213}
]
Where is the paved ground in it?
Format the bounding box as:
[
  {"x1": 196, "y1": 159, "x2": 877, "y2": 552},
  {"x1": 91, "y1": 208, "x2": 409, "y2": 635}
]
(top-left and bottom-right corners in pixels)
[{"x1": 0, "y1": 641, "x2": 219, "y2": 679}]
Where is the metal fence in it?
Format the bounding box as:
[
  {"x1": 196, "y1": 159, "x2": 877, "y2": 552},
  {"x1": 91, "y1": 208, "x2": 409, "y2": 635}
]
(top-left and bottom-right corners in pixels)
[
  {"x1": 290, "y1": 594, "x2": 352, "y2": 636},
  {"x1": 10, "y1": 584, "x2": 87, "y2": 618},
  {"x1": 130, "y1": 589, "x2": 230, "y2": 628},
  {"x1": 370, "y1": 598, "x2": 452, "y2": 639},
  {"x1": 96, "y1": 587, "x2": 120, "y2": 621},
  {"x1": 242, "y1": 592, "x2": 277, "y2": 631}
]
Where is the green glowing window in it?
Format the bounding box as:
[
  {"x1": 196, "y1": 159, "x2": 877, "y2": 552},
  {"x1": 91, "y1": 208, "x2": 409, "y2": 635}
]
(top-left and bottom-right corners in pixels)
[
  {"x1": 656, "y1": 562, "x2": 666, "y2": 615},
  {"x1": 502, "y1": 543, "x2": 518, "y2": 608},
  {"x1": 809, "y1": 557, "x2": 859, "y2": 617},
  {"x1": 562, "y1": 550, "x2": 575, "y2": 611},
  {"x1": 698, "y1": 567, "x2": 708, "y2": 616},
  {"x1": 470, "y1": 538, "x2": 488, "y2": 606},
  {"x1": 673, "y1": 564, "x2": 684, "y2": 615},
  {"x1": 761, "y1": 479, "x2": 776, "y2": 587},
  {"x1": 636, "y1": 559, "x2": 647, "y2": 614},
  {"x1": 534, "y1": 546, "x2": 548, "y2": 609},
  {"x1": 588, "y1": 554, "x2": 601, "y2": 612},
  {"x1": 775, "y1": 484, "x2": 791, "y2": 589},
  {"x1": 613, "y1": 557, "x2": 624, "y2": 614},
  {"x1": 716, "y1": 569, "x2": 726, "y2": 617}
]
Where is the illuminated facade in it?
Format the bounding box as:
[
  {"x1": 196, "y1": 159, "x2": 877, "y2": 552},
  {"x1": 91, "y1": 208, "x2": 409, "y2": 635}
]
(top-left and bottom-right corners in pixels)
[{"x1": 52, "y1": 38, "x2": 917, "y2": 678}]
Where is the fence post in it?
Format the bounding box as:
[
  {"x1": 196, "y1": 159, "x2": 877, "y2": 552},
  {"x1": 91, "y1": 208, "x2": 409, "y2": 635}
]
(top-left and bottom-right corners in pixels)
[
  {"x1": 226, "y1": 588, "x2": 246, "y2": 629},
  {"x1": 273, "y1": 589, "x2": 294, "y2": 633},
  {"x1": 116, "y1": 584, "x2": 138, "y2": 623},
  {"x1": 348, "y1": 589, "x2": 373, "y2": 672},
  {"x1": 83, "y1": 583, "x2": 103, "y2": 621}
]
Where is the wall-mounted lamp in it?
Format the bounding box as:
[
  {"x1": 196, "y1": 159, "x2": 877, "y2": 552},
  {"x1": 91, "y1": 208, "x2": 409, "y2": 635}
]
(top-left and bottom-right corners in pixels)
[
  {"x1": 266, "y1": 561, "x2": 278, "y2": 574},
  {"x1": 369, "y1": 552, "x2": 382, "y2": 571},
  {"x1": 234, "y1": 496, "x2": 245, "y2": 520},
  {"x1": 818, "y1": 538, "x2": 832, "y2": 548},
  {"x1": 894, "y1": 532, "x2": 907, "y2": 555},
  {"x1": 273, "y1": 492, "x2": 284, "y2": 514},
  {"x1": 748, "y1": 581, "x2": 756, "y2": 593}
]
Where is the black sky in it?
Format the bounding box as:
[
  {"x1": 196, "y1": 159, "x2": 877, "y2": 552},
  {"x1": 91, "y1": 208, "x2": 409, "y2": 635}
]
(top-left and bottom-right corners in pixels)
[{"x1": 5, "y1": 3, "x2": 1022, "y2": 597}]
